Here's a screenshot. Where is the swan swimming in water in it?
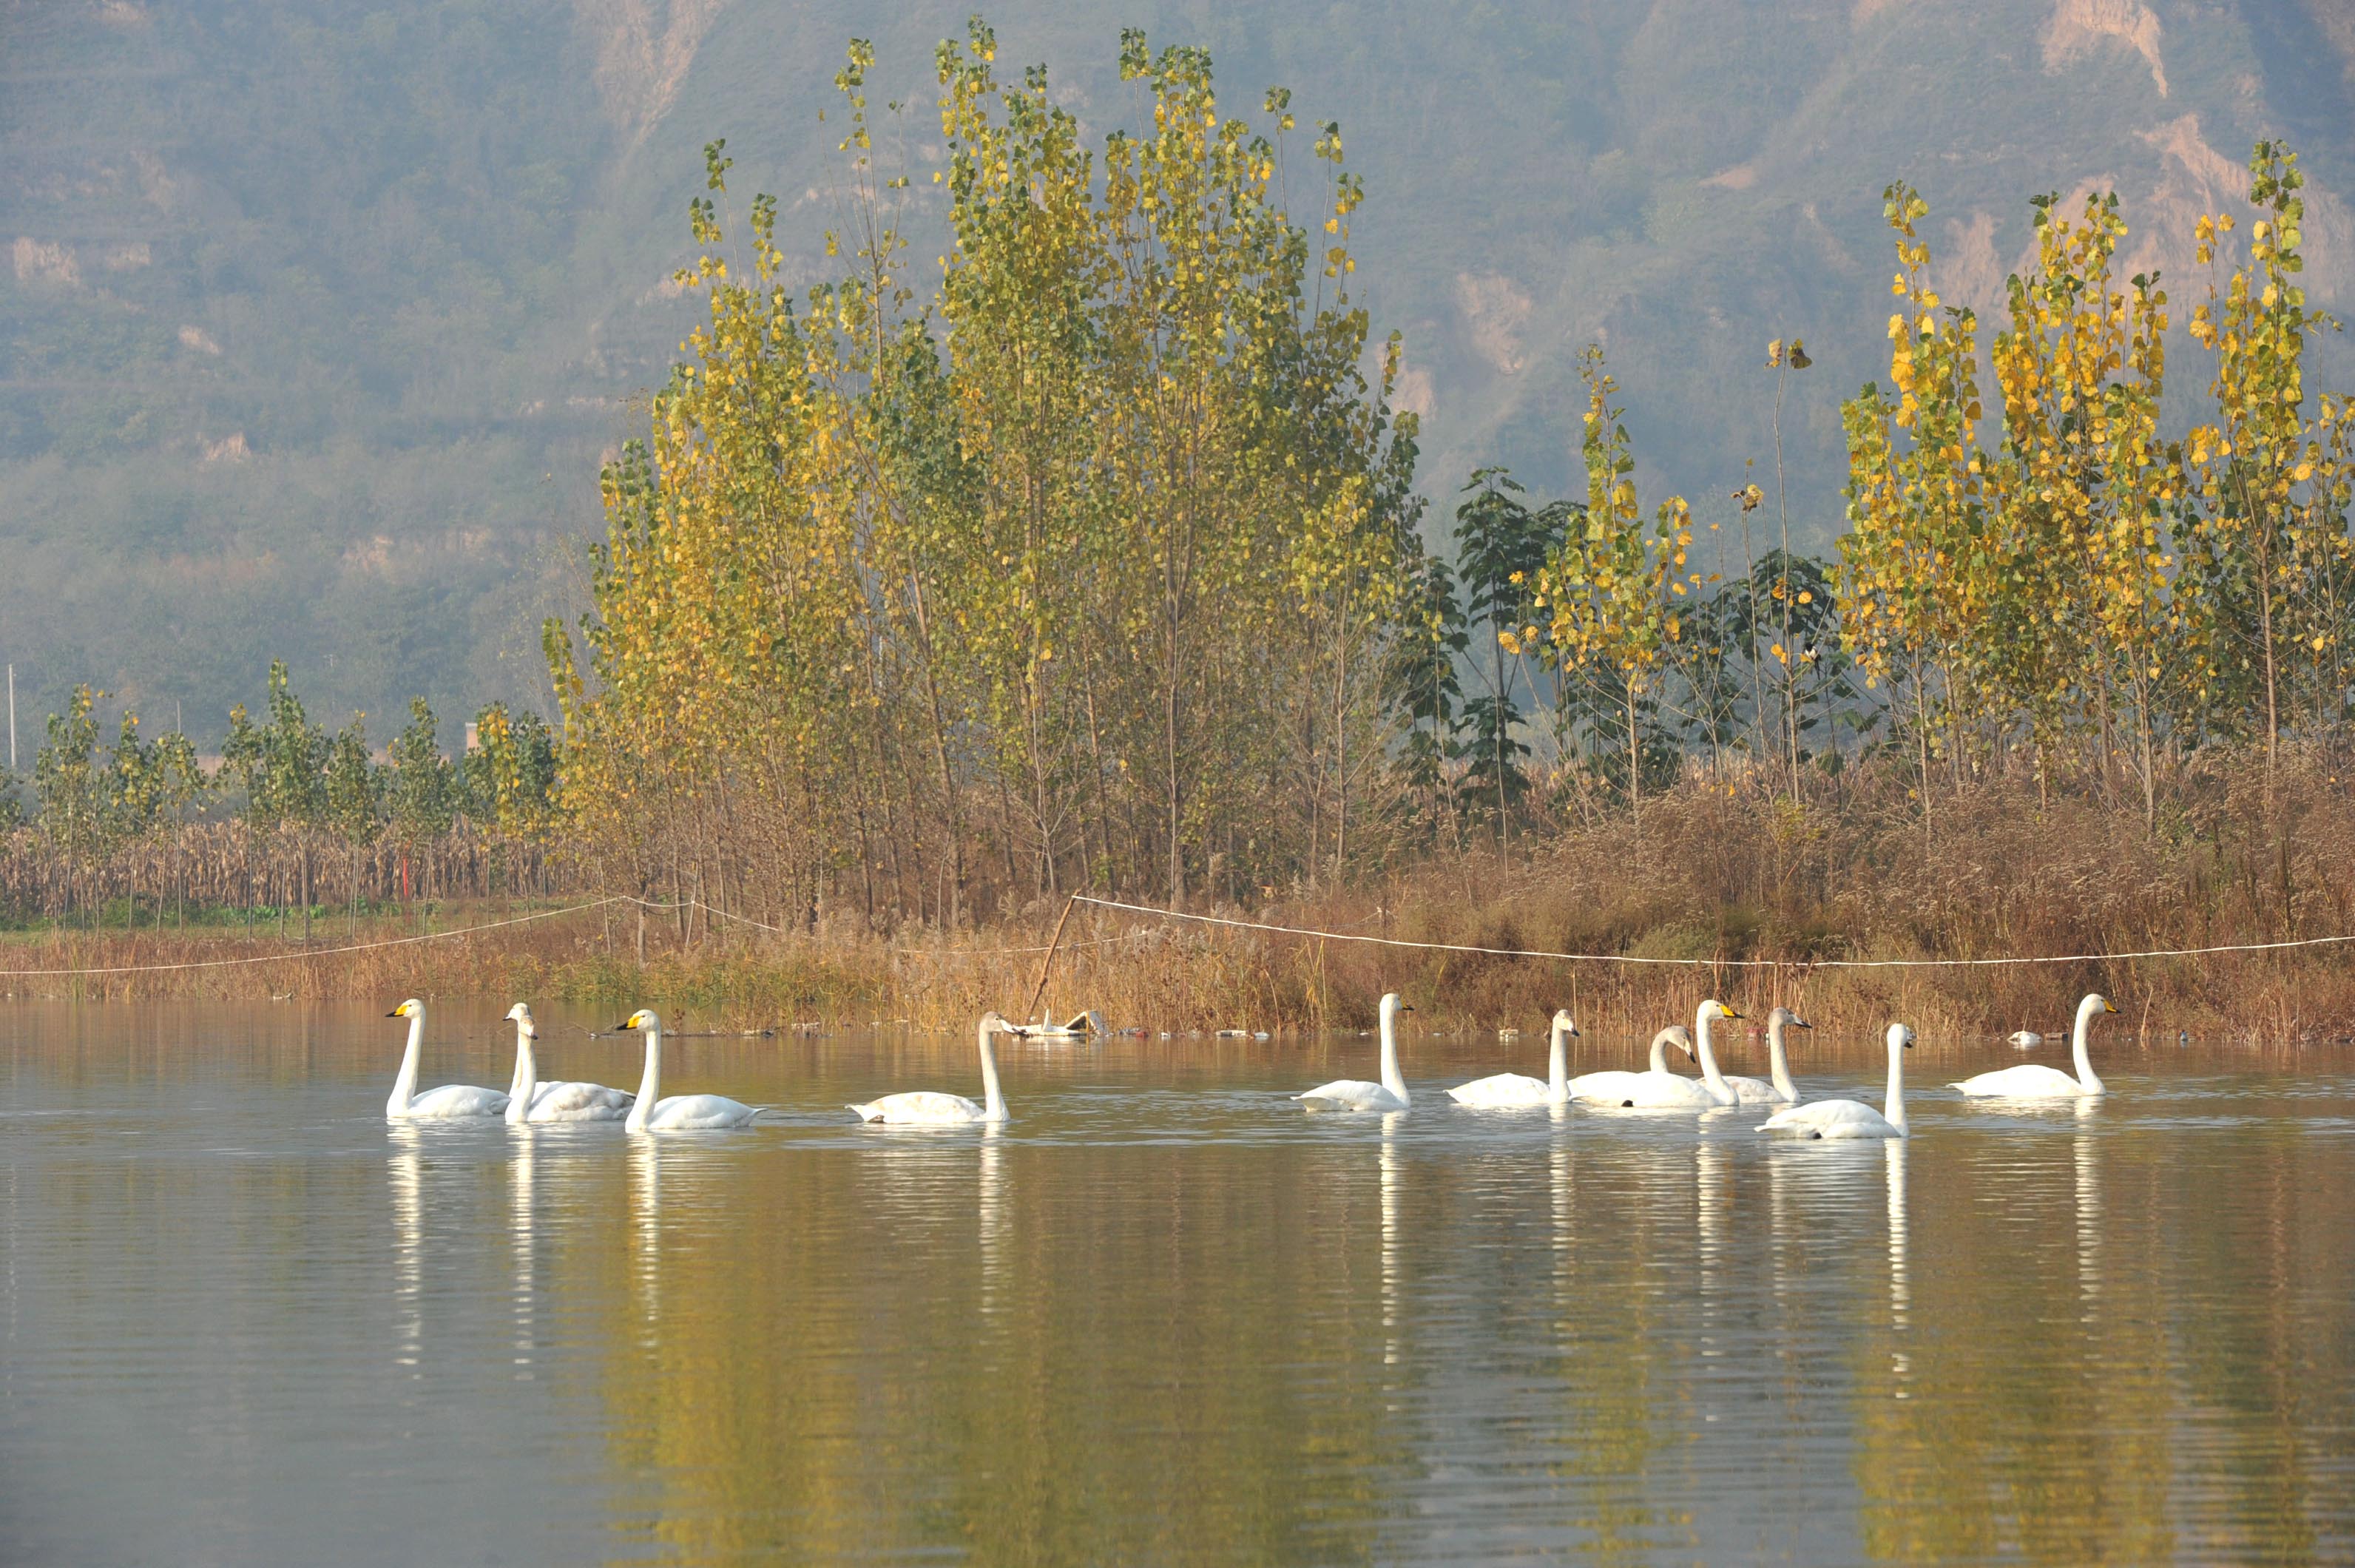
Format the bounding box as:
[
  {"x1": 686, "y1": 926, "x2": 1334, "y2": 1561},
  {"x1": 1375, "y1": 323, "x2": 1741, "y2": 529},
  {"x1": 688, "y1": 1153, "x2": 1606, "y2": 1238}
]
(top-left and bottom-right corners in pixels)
[
  {"x1": 1761, "y1": 1022, "x2": 1913, "y2": 1140},
  {"x1": 1720, "y1": 1006, "x2": 1809, "y2": 1105},
  {"x1": 384, "y1": 998, "x2": 508, "y2": 1120},
  {"x1": 1583, "y1": 1000, "x2": 1746, "y2": 1109},
  {"x1": 1448, "y1": 1007, "x2": 1577, "y2": 1107},
  {"x1": 1298, "y1": 993, "x2": 1413, "y2": 1112},
  {"x1": 615, "y1": 1010, "x2": 765, "y2": 1131},
  {"x1": 1954, "y1": 993, "x2": 2114, "y2": 1099},
  {"x1": 850, "y1": 1010, "x2": 1012, "y2": 1124},
  {"x1": 1564, "y1": 1024, "x2": 1694, "y2": 1104},
  {"x1": 503, "y1": 1003, "x2": 635, "y2": 1123}
]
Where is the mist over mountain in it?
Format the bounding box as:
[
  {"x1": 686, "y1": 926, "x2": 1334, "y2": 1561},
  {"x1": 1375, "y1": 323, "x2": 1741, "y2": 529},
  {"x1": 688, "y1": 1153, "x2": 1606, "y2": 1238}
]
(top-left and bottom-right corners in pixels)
[{"x1": 4, "y1": 0, "x2": 2351, "y2": 744}]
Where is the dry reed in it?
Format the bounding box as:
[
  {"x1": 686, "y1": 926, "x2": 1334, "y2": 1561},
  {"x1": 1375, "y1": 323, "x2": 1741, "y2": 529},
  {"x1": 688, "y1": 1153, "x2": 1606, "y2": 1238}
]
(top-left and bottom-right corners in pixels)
[{"x1": 9, "y1": 757, "x2": 2355, "y2": 1046}]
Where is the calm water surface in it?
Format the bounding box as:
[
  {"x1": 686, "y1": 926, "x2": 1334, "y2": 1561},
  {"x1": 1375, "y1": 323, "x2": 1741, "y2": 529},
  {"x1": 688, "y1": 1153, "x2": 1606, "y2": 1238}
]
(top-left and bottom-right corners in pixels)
[{"x1": 2, "y1": 1003, "x2": 2351, "y2": 1565}]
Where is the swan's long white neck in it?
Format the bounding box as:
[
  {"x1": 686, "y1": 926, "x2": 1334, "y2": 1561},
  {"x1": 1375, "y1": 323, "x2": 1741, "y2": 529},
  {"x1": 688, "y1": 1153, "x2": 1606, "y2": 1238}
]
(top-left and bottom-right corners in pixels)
[
  {"x1": 1883, "y1": 1027, "x2": 1909, "y2": 1135},
  {"x1": 504, "y1": 1021, "x2": 538, "y2": 1124},
  {"x1": 388, "y1": 1010, "x2": 424, "y2": 1119},
  {"x1": 2072, "y1": 996, "x2": 2106, "y2": 1095},
  {"x1": 1767, "y1": 1016, "x2": 1799, "y2": 1102},
  {"x1": 1545, "y1": 1017, "x2": 1570, "y2": 1101},
  {"x1": 1694, "y1": 1006, "x2": 1735, "y2": 1104},
  {"x1": 978, "y1": 1021, "x2": 1008, "y2": 1121},
  {"x1": 1647, "y1": 1028, "x2": 1680, "y2": 1075},
  {"x1": 626, "y1": 1018, "x2": 662, "y2": 1133},
  {"x1": 1379, "y1": 1000, "x2": 1410, "y2": 1104}
]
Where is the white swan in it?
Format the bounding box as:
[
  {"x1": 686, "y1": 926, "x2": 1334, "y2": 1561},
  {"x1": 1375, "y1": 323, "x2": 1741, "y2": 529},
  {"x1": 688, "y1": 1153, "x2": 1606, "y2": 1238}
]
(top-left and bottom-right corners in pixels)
[
  {"x1": 850, "y1": 1010, "x2": 1012, "y2": 1124},
  {"x1": 1297, "y1": 992, "x2": 1413, "y2": 1112},
  {"x1": 616, "y1": 1010, "x2": 764, "y2": 1131},
  {"x1": 1722, "y1": 1006, "x2": 1810, "y2": 1105},
  {"x1": 2007, "y1": 1030, "x2": 2043, "y2": 1051},
  {"x1": 385, "y1": 998, "x2": 508, "y2": 1120},
  {"x1": 1564, "y1": 1025, "x2": 1694, "y2": 1104},
  {"x1": 1954, "y1": 993, "x2": 2114, "y2": 1098},
  {"x1": 1761, "y1": 1022, "x2": 1913, "y2": 1139},
  {"x1": 1584, "y1": 1000, "x2": 1746, "y2": 1109},
  {"x1": 1448, "y1": 1007, "x2": 1577, "y2": 1106},
  {"x1": 503, "y1": 1003, "x2": 635, "y2": 1123},
  {"x1": 1004, "y1": 1009, "x2": 1106, "y2": 1041}
]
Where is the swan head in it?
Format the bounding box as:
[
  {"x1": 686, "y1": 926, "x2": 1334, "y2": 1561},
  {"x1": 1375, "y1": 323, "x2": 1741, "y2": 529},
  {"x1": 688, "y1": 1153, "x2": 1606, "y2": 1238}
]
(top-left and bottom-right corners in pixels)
[
  {"x1": 614, "y1": 1008, "x2": 661, "y2": 1033},
  {"x1": 1550, "y1": 1007, "x2": 1579, "y2": 1036},
  {"x1": 1887, "y1": 1022, "x2": 1916, "y2": 1051},
  {"x1": 386, "y1": 998, "x2": 424, "y2": 1020},
  {"x1": 1654, "y1": 1025, "x2": 1696, "y2": 1061},
  {"x1": 1698, "y1": 999, "x2": 1743, "y2": 1024},
  {"x1": 2081, "y1": 993, "x2": 2118, "y2": 1018},
  {"x1": 1769, "y1": 1005, "x2": 1812, "y2": 1032},
  {"x1": 505, "y1": 1001, "x2": 536, "y2": 1038},
  {"x1": 1379, "y1": 992, "x2": 1413, "y2": 1023},
  {"x1": 977, "y1": 1010, "x2": 1013, "y2": 1034}
]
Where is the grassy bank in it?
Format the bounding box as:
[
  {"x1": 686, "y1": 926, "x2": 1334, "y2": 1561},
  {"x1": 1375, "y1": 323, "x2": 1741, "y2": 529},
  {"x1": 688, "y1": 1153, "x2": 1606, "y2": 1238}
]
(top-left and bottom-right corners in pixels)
[{"x1": 7, "y1": 760, "x2": 2355, "y2": 1045}]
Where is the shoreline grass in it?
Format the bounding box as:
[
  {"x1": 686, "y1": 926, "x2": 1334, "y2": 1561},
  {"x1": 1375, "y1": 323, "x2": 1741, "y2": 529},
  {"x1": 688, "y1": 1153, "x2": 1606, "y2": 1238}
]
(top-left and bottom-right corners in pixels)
[{"x1": 7, "y1": 763, "x2": 2355, "y2": 1045}]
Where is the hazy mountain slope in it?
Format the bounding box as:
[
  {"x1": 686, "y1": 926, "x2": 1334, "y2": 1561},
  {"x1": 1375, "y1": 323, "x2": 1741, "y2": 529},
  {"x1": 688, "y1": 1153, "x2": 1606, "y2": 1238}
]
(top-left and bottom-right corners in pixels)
[{"x1": 2, "y1": 0, "x2": 2351, "y2": 743}]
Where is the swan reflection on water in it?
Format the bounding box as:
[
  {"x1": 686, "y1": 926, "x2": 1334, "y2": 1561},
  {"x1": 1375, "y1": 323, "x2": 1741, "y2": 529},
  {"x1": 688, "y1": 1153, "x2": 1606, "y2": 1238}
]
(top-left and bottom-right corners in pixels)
[
  {"x1": 1379, "y1": 1112, "x2": 1402, "y2": 1368},
  {"x1": 629, "y1": 1133, "x2": 661, "y2": 1336},
  {"x1": 979, "y1": 1123, "x2": 1008, "y2": 1319},
  {"x1": 388, "y1": 1121, "x2": 423, "y2": 1373},
  {"x1": 1888, "y1": 1138, "x2": 1913, "y2": 1396},
  {"x1": 2075, "y1": 1097, "x2": 2102, "y2": 1317},
  {"x1": 510, "y1": 1128, "x2": 538, "y2": 1376}
]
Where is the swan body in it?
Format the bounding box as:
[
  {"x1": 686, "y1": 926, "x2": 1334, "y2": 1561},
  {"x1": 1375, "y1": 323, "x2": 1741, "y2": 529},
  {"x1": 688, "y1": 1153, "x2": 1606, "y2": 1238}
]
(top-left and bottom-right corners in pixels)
[
  {"x1": 1722, "y1": 1007, "x2": 1809, "y2": 1105},
  {"x1": 1565, "y1": 1026, "x2": 1706, "y2": 1106},
  {"x1": 1005, "y1": 1009, "x2": 1106, "y2": 1041},
  {"x1": 1299, "y1": 993, "x2": 1412, "y2": 1112},
  {"x1": 1762, "y1": 1023, "x2": 1913, "y2": 1140},
  {"x1": 1955, "y1": 993, "x2": 2114, "y2": 1098},
  {"x1": 2008, "y1": 1030, "x2": 2043, "y2": 1051},
  {"x1": 851, "y1": 1012, "x2": 1011, "y2": 1124},
  {"x1": 384, "y1": 998, "x2": 509, "y2": 1120},
  {"x1": 617, "y1": 1010, "x2": 764, "y2": 1131},
  {"x1": 1449, "y1": 1008, "x2": 1577, "y2": 1106},
  {"x1": 503, "y1": 1003, "x2": 635, "y2": 1123}
]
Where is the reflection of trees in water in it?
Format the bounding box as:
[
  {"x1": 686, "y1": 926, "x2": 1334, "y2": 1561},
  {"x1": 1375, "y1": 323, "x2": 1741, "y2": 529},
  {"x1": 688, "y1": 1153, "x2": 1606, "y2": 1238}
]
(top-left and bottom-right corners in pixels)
[
  {"x1": 586, "y1": 1126, "x2": 1432, "y2": 1562},
  {"x1": 1851, "y1": 1107, "x2": 2183, "y2": 1564},
  {"x1": 558, "y1": 1095, "x2": 2355, "y2": 1563}
]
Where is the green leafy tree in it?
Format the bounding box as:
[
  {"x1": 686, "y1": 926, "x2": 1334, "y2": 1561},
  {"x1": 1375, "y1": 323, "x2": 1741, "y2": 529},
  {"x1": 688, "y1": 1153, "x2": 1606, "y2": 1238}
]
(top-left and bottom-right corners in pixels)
[
  {"x1": 34, "y1": 685, "x2": 109, "y2": 919},
  {"x1": 385, "y1": 698, "x2": 453, "y2": 900},
  {"x1": 1452, "y1": 469, "x2": 1549, "y2": 840},
  {"x1": 325, "y1": 716, "x2": 381, "y2": 928},
  {"x1": 220, "y1": 660, "x2": 330, "y2": 933}
]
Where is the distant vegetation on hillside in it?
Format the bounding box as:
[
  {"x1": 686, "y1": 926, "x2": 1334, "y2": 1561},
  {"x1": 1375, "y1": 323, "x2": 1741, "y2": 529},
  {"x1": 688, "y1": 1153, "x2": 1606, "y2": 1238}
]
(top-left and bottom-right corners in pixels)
[{"x1": 3, "y1": 0, "x2": 2354, "y2": 745}]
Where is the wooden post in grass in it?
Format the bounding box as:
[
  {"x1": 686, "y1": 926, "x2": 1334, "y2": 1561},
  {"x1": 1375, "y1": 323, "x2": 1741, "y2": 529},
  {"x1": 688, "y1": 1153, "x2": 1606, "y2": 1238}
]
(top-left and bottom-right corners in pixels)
[{"x1": 1023, "y1": 894, "x2": 1078, "y2": 1025}]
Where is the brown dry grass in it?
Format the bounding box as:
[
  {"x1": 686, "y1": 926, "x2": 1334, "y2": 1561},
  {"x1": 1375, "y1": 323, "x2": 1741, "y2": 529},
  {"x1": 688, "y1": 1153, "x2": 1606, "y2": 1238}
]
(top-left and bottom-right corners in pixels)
[{"x1": 10, "y1": 759, "x2": 2354, "y2": 1043}]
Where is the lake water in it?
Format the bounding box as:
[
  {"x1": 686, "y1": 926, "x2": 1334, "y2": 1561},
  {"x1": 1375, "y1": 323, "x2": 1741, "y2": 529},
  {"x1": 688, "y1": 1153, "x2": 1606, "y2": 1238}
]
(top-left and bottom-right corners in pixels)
[{"x1": 2, "y1": 1002, "x2": 2351, "y2": 1565}]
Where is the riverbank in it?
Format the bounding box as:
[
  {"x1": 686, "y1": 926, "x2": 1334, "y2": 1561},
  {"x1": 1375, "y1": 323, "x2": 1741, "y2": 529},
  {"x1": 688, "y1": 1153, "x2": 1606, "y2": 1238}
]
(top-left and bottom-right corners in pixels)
[{"x1": 6, "y1": 763, "x2": 2354, "y2": 1043}]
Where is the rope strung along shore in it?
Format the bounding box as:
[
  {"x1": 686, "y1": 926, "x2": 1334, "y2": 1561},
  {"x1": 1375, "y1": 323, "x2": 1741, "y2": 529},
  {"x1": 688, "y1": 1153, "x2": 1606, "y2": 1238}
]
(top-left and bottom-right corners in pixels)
[
  {"x1": 14, "y1": 888, "x2": 2340, "y2": 980},
  {"x1": 1068, "y1": 895, "x2": 2355, "y2": 969}
]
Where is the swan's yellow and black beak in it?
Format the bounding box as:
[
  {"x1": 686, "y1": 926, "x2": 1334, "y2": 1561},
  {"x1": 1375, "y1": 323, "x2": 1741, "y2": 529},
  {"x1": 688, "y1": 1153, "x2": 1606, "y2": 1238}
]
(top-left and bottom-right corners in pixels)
[
  {"x1": 2104, "y1": 998, "x2": 2120, "y2": 1013},
  {"x1": 384, "y1": 1003, "x2": 408, "y2": 1018}
]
